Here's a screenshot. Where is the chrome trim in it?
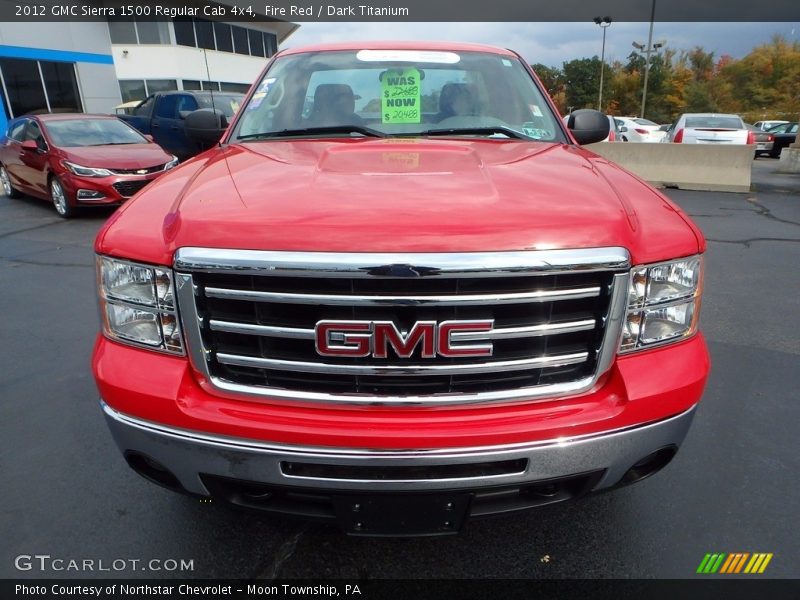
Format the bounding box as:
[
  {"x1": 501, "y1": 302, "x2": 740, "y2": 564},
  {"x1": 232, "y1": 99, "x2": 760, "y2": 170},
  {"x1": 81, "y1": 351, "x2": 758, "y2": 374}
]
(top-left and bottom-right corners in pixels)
[
  {"x1": 210, "y1": 320, "x2": 315, "y2": 340},
  {"x1": 102, "y1": 401, "x2": 697, "y2": 493},
  {"x1": 174, "y1": 251, "x2": 631, "y2": 407},
  {"x1": 216, "y1": 351, "x2": 589, "y2": 376},
  {"x1": 103, "y1": 400, "x2": 692, "y2": 457},
  {"x1": 209, "y1": 318, "x2": 596, "y2": 341},
  {"x1": 175, "y1": 247, "x2": 631, "y2": 277},
  {"x1": 204, "y1": 286, "x2": 601, "y2": 306},
  {"x1": 455, "y1": 318, "x2": 596, "y2": 341}
]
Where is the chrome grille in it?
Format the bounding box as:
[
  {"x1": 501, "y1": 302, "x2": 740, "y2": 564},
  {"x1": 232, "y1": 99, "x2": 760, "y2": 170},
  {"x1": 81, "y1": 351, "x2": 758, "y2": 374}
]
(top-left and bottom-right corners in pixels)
[
  {"x1": 109, "y1": 163, "x2": 166, "y2": 175},
  {"x1": 175, "y1": 248, "x2": 630, "y2": 405}
]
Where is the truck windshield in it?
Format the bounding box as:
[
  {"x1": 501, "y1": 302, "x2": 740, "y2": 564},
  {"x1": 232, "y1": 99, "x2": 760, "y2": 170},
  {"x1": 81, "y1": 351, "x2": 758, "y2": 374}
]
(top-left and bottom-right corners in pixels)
[
  {"x1": 232, "y1": 49, "x2": 564, "y2": 142},
  {"x1": 196, "y1": 93, "x2": 243, "y2": 118}
]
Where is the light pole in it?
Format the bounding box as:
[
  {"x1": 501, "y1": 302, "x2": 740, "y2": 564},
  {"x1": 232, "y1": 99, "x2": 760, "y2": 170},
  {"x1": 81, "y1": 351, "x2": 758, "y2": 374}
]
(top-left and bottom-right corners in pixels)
[
  {"x1": 632, "y1": 0, "x2": 661, "y2": 118},
  {"x1": 593, "y1": 16, "x2": 612, "y2": 112}
]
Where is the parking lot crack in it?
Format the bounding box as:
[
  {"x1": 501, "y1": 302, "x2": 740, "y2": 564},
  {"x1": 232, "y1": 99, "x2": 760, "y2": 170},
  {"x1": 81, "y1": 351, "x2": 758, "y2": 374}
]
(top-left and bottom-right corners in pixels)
[
  {"x1": 707, "y1": 237, "x2": 800, "y2": 247},
  {"x1": 252, "y1": 526, "x2": 307, "y2": 580},
  {"x1": 0, "y1": 220, "x2": 64, "y2": 239},
  {"x1": 0, "y1": 255, "x2": 93, "y2": 268},
  {"x1": 747, "y1": 197, "x2": 800, "y2": 228}
]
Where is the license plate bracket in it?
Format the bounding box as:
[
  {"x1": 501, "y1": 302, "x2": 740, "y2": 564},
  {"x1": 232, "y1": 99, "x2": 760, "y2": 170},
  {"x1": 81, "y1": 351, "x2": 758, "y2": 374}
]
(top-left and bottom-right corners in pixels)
[{"x1": 332, "y1": 493, "x2": 471, "y2": 536}]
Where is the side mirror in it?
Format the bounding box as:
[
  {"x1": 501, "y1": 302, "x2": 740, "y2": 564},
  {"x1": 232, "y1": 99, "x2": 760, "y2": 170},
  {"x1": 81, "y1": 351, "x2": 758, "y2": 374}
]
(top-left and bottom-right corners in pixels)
[
  {"x1": 567, "y1": 109, "x2": 611, "y2": 145},
  {"x1": 618, "y1": 126, "x2": 628, "y2": 133},
  {"x1": 178, "y1": 110, "x2": 192, "y2": 120},
  {"x1": 143, "y1": 134, "x2": 154, "y2": 143},
  {"x1": 20, "y1": 140, "x2": 39, "y2": 152},
  {"x1": 185, "y1": 109, "x2": 229, "y2": 146}
]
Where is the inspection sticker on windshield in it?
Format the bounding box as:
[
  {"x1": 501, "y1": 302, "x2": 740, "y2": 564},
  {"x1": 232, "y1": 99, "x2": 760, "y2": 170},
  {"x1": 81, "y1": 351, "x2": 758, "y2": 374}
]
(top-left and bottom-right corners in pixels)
[{"x1": 381, "y1": 68, "x2": 421, "y2": 124}]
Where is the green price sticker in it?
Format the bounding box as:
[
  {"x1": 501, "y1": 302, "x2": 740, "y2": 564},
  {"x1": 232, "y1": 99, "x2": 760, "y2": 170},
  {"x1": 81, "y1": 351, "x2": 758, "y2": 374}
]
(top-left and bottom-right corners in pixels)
[{"x1": 381, "y1": 68, "x2": 421, "y2": 124}]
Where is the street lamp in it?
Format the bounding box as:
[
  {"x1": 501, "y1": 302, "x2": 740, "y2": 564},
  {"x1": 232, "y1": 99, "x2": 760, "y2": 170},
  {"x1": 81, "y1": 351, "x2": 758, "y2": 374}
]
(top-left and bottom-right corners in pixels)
[
  {"x1": 631, "y1": 0, "x2": 662, "y2": 118},
  {"x1": 593, "y1": 16, "x2": 612, "y2": 111}
]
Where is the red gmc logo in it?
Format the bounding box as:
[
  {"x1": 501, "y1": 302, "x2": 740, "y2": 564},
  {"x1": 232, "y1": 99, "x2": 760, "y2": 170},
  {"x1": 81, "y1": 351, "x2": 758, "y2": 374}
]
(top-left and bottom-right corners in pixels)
[{"x1": 315, "y1": 320, "x2": 494, "y2": 358}]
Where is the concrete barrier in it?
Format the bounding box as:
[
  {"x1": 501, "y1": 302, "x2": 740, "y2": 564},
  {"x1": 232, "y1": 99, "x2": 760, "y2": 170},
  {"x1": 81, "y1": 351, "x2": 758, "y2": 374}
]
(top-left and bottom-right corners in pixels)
[
  {"x1": 585, "y1": 142, "x2": 753, "y2": 193},
  {"x1": 775, "y1": 147, "x2": 800, "y2": 174}
]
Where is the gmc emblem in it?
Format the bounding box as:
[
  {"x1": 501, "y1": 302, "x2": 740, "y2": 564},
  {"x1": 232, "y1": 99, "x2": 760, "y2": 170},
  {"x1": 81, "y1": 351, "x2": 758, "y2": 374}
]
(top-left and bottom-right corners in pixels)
[{"x1": 315, "y1": 320, "x2": 494, "y2": 358}]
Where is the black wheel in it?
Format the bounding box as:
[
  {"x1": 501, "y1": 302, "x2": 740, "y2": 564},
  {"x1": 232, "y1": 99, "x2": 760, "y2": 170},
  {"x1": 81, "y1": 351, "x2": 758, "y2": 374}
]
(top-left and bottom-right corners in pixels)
[
  {"x1": 0, "y1": 165, "x2": 21, "y2": 198},
  {"x1": 50, "y1": 176, "x2": 75, "y2": 218}
]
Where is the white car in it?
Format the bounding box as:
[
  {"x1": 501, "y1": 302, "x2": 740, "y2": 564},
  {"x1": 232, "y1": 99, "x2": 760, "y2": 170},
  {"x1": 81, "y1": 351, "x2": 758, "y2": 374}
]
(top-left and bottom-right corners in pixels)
[
  {"x1": 614, "y1": 117, "x2": 666, "y2": 143},
  {"x1": 665, "y1": 113, "x2": 753, "y2": 145},
  {"x1": 753, "y1": 120, "x2": 789, "y2": 131}
]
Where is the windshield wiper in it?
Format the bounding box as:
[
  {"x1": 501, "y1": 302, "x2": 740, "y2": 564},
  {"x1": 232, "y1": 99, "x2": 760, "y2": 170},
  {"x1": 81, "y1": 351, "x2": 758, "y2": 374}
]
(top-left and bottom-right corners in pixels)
[
  {"x1": 237, "y1": 125, "x2": 387, "y2": 140},
  {"x1": 416, "y1": 126, "x2": 529, "y2": 140}
]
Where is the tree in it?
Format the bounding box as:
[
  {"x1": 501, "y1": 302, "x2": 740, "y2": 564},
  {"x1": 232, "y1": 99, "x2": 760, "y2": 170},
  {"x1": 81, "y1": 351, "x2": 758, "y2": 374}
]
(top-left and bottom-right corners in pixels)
[
  {"x1": 562, "y1": 56, "x2": 610, "y2": 111},
  {"x1": 530, "y1": 63, "x2": 564, "y2": 98}
]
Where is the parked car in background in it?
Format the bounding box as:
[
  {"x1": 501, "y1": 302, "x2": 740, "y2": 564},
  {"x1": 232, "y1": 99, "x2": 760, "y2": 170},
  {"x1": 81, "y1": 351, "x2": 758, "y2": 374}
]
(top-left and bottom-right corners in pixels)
[
  {"x1": 664, "y1": 113, "x2": 753, "y2": 145},
  {"x1": 765, "y1": 122, "x2": 798, "y2": 158},
  {"x1": 753, "y1": 120, "x2": 789, "y2": 131},
  {"x1": 119, "y1": 91, "x2": 244, "y2": 160},
  {"x1": 615, "y1": 117, "x2": 667, "y2": 143},
  {"x1": 0, "y1": 114, "x2": 177, "y2": 218},
  {"x1": 745, "y1": 124, "x2": 774, "y2": 157}
]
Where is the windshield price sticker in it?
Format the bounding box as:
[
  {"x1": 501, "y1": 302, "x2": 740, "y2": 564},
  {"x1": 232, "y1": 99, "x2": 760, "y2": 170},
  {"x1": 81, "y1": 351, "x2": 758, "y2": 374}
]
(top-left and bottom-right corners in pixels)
[{"x1": 381, "y1": 68, "x2": 421, "y2": 124}]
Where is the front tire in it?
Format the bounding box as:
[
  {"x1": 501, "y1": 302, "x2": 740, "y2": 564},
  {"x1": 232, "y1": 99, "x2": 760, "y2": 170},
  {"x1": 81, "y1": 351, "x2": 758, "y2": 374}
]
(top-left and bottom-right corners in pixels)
[
  {"x1": 0, "y1": 165, "x2": 21, "y2": 198},
  {"x1": 50, "y1": 176, "x2": 75, "y2": 218}
]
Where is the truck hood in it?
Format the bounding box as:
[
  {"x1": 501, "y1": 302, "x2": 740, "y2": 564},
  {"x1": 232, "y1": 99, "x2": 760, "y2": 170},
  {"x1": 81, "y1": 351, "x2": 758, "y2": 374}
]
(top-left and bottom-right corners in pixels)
[{"x1": 97, "y1": 138, "x2": 702, "y2": 265}]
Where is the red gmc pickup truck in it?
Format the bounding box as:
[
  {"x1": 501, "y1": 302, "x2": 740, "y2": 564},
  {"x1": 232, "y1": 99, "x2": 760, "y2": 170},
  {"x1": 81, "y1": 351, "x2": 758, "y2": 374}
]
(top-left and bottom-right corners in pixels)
[{"x1": 92, "y1": 42, "x2": 709, "y2": 536}]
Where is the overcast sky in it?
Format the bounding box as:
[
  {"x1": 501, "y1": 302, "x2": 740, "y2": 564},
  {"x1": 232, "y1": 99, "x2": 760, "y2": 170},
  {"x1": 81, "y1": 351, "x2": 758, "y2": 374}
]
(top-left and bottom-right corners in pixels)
[{"x1": 285, "y1": 22, "x2": 799, "y2": 67}]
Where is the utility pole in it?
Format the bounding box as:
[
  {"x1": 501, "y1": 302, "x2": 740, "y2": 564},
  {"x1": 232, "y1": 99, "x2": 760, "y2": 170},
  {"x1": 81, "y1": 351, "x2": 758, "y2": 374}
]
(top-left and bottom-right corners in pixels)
[
  {"x1": 593, "y1": 16, "x2": 612, "y2": 112},
  {"x1": 632, "y1": 0, "x2": 664, "y2": 119}
]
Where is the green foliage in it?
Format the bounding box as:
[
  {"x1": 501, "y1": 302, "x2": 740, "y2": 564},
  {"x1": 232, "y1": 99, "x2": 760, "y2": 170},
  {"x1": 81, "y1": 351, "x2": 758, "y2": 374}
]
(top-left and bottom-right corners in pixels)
[
  {"x1": 562, "y1": 56, "x2": 612, "y2": 111},
  {"x1": 536, "y1": 35, "x2": 800, "y2": 123}
]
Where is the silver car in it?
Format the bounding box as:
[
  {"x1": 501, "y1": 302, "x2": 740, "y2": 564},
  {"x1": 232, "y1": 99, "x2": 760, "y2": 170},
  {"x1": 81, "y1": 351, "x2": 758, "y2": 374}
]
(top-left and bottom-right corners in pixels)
[{"x1": 665, "y1": 113, "x2": 752, "y2": 145}]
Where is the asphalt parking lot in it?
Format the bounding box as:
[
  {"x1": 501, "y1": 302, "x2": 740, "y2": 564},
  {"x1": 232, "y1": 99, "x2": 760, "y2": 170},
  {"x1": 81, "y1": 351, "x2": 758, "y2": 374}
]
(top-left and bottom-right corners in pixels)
[{"x1": 1, "y1": 157, "x2": 798, "y2": 580}]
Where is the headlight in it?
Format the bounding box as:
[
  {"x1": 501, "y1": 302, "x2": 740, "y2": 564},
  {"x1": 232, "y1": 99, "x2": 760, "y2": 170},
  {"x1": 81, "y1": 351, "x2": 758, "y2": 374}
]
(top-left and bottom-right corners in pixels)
[
  {"x1": 63, "y1": 161, "x2": 112, "y2": 177},
  {"x1": 619, "y1": 255, "x2": 703, "y2": 352},
  {"x1": 97, "y1": 256, "x2": 183, "y2": 354},
  {"x1": 164, "y1": 155, "x2": 179, "y2": 170}
]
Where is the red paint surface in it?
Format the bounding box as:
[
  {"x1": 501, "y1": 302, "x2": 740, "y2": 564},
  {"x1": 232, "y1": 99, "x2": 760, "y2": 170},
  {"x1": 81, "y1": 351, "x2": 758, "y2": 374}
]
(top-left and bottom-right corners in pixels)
[{"x1": 94, "y1": 334, "x2": 709, "y2": 450}]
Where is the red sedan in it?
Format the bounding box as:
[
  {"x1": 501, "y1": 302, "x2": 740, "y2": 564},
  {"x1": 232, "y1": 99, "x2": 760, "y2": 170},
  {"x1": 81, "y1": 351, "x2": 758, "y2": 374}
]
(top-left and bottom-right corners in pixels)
[{"x1": 0, "y1": 113, "x2": 177, "y2": 218}]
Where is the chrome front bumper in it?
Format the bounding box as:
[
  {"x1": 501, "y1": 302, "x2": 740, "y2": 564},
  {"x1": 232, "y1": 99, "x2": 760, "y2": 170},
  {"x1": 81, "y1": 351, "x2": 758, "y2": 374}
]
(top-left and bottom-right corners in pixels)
[{"x1": 102, "y1": 401, "x2": 696, "y2": 496}]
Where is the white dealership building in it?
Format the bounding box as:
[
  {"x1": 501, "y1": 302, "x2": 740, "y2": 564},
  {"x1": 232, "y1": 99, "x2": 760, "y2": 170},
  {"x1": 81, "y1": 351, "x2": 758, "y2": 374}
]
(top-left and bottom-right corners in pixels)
[{"x1": 0, "y1": 14, "x2": 297, "y2": 133}]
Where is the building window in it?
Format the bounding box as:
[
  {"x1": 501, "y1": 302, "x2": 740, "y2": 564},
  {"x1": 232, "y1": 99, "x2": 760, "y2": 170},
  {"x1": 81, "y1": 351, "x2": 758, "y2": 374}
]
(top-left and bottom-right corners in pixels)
[
  {"x1": 165, "y1": 19, "x2": 276, "y2": 58},
  {"x1": 182, "y1": 79, "x2": 201, "y2": 91},
  {"x1": 201, "y1": 81, "x2": 220, "y2": 91},
  {"x1": 40, "y1": 62, "x2": 82, "y2": 112},
  {"x1": 136, "y1": 21, "x2": 170, "y2": 44},
  {"x1": 194, "y1": 19, "x2": 215, "y2": 50},
  {"x1": 146, "y1": 79, "x2": 178, "y2": 94},
  {"x1": 109, "y1": 20, "x2": 170, "y2": 44},
  {"x1": 221, "y1": 82, "x2": 251, "y2": 93},
  {"x1": 0, "y1": 58, "x2": 48, "y2": 116},
  {"x1": 0, "y1": 58, "x2": 83, "y2": 117},
  {"x1": 248, "y1": 29, "x2": 265, "y2": 57},
  {"x1": 264, "y1": 33, "x2": 277, "y2": 57},
  {"x1": 174, "y1": 18, "x2": 196, "y2": 47},
  {"x1": 232, "y1": 26, "x2": 249, "y2": 55},
  {"x1": 119, "y1": 80, "x2": 146, "y2": 103},
  {"x1": 108, "y1": 21, "x2": 137, "y2": 44},
  {"x1": 213, "y1": 22, "x2": 233, "y2": 53},
  {"x1": 119, "y1": 79, "x2": 177, "y2": 103}
]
